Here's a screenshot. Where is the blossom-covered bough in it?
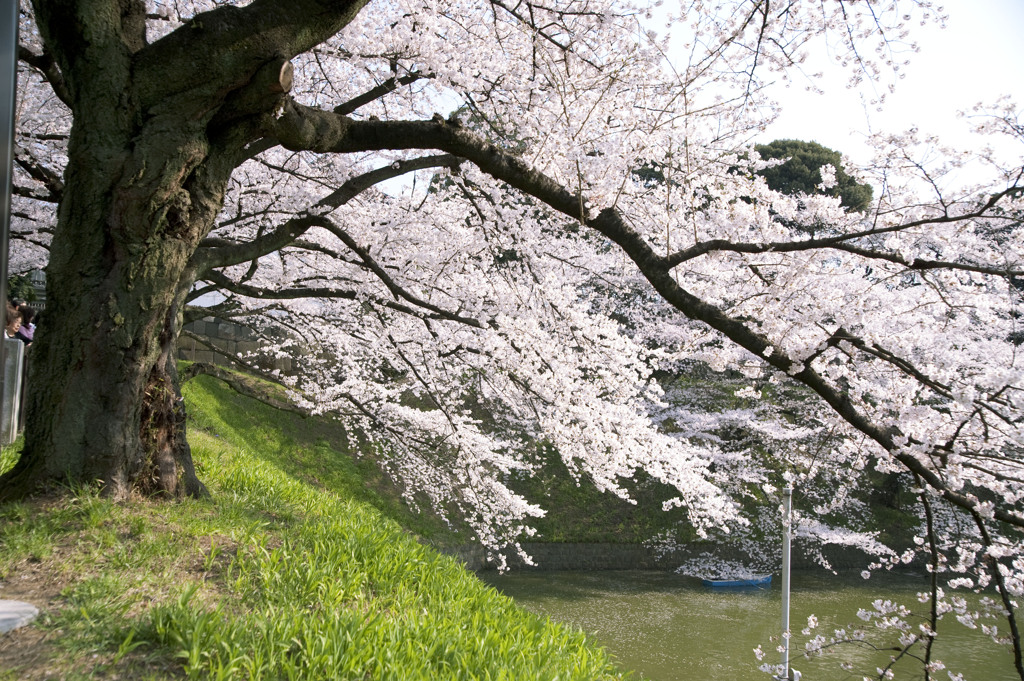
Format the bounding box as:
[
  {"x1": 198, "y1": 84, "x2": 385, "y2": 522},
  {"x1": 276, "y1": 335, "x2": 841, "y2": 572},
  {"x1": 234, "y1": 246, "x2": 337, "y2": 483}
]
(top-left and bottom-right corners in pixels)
[{"x1": 5, "y1": 0, "x2": 1024, "y2": 677}]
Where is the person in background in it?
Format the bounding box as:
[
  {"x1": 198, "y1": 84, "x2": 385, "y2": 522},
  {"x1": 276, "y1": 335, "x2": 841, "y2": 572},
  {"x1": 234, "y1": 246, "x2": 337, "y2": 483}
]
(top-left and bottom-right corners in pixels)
[
  {"x1": 3, "y1": 300, "x2": 29, "y2": 433},
  {"x1": 4, "y1": 301, "x2": 21, "y2": 339},
  {"x1": 15, "y1": 306, "x2": 36, "y2": 346}
]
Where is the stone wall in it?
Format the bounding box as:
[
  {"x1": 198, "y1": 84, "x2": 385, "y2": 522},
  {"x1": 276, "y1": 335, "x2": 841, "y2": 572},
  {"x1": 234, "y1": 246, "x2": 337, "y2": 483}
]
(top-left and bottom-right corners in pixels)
[
  {"x1": 443, "y1": 541, "x2": 880, "y2": 573},
  {"x1": 177, "y1": 316, "x2": 293, "y2": 373}
]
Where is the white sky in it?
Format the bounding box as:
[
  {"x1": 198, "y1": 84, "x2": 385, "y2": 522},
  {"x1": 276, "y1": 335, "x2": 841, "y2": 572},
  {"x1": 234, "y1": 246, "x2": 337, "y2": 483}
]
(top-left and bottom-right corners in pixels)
[{"x1": 760, "y1": 0, "x2": 1024, "y2": 170}]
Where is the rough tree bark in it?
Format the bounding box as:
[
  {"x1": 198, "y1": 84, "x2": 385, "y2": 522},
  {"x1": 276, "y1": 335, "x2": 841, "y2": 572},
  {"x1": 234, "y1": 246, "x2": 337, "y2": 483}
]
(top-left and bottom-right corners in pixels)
[{"x1": 0, "y1": 0, "x2": 367, "y2": 501}]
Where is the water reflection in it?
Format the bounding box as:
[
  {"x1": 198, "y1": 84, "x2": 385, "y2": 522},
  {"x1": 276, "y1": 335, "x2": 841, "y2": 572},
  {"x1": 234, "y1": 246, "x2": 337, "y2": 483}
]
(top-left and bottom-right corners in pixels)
[{"x1": 480, "y1": 570, "x2": 1017, "y2": 681}]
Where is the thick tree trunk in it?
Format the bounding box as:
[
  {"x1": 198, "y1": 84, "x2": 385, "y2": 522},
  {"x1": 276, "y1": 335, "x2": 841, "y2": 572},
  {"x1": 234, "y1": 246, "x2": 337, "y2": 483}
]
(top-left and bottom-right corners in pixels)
[
  {"x1": 0, "y1": 170, "x2": 209, "y2": 500},
  {"x1": 2, "y1": 0, "x2": 375, "y2": 502},
  {"x1": 0, "y1": 78, "x2": 220, "y2": 501},
  {"x1": 0, "y1": 0, "x2": 209, "y2": 500}
]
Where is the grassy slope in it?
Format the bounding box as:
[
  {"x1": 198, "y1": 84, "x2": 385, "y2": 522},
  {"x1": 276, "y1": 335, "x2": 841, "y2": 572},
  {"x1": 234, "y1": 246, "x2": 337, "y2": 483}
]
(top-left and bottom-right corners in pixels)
[
  {"x1": 0, "y1": 374, "x2": 633, "y2": 681},
  {"x1": 509, "y1": 445, "x2": 700, "y2": 544}
]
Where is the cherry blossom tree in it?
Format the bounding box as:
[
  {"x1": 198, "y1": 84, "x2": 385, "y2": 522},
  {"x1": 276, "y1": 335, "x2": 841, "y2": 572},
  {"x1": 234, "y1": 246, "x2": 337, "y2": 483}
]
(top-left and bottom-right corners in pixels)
[{"x1": 3, "y1": 1, "x2": 1024, "y2": 677}]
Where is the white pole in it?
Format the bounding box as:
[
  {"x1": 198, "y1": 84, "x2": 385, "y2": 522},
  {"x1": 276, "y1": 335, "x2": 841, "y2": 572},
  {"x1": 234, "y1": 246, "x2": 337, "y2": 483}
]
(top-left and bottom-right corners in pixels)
[{"x1": 779, "y1": 485, "x2": 799, "y2": 680}]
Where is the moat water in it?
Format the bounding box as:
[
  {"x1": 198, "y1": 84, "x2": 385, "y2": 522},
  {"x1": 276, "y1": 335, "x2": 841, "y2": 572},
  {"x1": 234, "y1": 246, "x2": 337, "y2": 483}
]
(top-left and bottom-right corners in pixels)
[{"x1": 481, "y1": 570, "x2": 1018, "y2": 680}]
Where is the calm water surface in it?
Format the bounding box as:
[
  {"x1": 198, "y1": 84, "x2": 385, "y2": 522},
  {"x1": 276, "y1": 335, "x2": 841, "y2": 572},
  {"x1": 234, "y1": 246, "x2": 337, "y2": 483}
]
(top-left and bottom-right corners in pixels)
[{"x1": 480, "y1": 570, "x2": 1018, "y2": 681}]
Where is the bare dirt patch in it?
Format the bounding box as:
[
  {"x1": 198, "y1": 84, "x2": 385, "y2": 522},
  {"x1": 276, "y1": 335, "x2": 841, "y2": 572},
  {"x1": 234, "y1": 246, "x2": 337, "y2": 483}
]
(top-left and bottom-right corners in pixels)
[{"x1": 0, "y1": 562, "x2": 71, "y2": 680}]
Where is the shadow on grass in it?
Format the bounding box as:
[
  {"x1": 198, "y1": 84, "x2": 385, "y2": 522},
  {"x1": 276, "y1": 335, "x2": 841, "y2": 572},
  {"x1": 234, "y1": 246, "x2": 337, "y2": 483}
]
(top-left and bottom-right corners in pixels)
[{"x1": 182, "y1": 372, "x2": 457, "y2": 544}]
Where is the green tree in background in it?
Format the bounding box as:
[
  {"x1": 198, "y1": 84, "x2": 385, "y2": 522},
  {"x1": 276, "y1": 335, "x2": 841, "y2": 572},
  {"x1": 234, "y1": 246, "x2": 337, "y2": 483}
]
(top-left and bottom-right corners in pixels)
[
  {"x1": 7, "y1": 275, "x2": 37, "y2": 304},
  {"x1": 755, "y1": 139, "x2": 874, "y2": 213}
]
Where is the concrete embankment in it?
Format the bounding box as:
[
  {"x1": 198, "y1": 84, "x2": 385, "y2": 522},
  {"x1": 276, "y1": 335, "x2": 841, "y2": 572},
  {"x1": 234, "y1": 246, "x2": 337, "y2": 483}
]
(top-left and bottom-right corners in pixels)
[{"x1": 444, "y1": 541, "x2": 880, "y2": 573}]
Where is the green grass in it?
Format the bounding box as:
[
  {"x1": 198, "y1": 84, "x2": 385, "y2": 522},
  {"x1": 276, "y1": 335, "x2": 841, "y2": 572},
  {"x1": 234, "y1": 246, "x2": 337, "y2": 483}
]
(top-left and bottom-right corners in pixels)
[
  {"x1": 0, "y1": 435, "x2": 20, "y2": 479},
  {"x1": 182, "y1": 370, "x2": 459, "y2": 544},
  {"x1": 0, "y1": 374, "x2": 634, "y2": 680}
]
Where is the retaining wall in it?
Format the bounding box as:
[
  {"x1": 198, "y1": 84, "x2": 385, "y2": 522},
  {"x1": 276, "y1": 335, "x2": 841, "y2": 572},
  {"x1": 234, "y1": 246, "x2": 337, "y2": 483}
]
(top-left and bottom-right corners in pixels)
[
  {"x1": 443, "y1": 541, "x2": 881, "y2": 573},
  {"x1": 177, "y1": 316, "x2": 293, "y2": 373}
]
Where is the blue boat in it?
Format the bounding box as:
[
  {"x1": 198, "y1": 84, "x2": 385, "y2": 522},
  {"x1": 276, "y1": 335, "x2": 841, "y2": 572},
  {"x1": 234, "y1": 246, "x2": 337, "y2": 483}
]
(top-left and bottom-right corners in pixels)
[{"x1": 702, "y1": 574, "x2": 772, "y2": 588}]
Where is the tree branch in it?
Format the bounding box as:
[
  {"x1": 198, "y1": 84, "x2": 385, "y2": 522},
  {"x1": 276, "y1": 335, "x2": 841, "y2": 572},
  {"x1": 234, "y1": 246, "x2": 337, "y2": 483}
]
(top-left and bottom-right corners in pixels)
[
  {"x1": 916, "y1": 480, "x2": 939, "y2": 681},
  {"x1": 18, "y1": 44, "x2": 71, "y2": 106},
  {"x1": 971, "y1": 510, "x2": 1024, "y2": 681},
  {"x1": 192, "y1": 154, "x2": 460, "y2": 274},
  {"x1": 269, "y1": 104, "x2": 1024, "y2": 530},
  {"x1": 14, "y1": 145, "x2": 65, "y2": 201},
  {"x1": 200, "y1": 268, "x2": 485, "y2": 329},
  {"x1": 181, "y1": 362, "x2": 308, "y2": 416},
  {"x1": 132, "y1": 0, "x2": 372, "y2": 114},
  {"x1": 318, "y1": 220, "x2": 485, "y2": 329},
  {"x1": 192, "y1": 215, "x2": 322, "y2": 274},
  {"x1": 12, "y1": 184, "x2": 58, "y2": 202},
  {"x1": 662, "y1": 186, "x2": 1024, "y2": 275},
  {"x1": 334, "y1": 71, "x2": 433, "y2": 116}
]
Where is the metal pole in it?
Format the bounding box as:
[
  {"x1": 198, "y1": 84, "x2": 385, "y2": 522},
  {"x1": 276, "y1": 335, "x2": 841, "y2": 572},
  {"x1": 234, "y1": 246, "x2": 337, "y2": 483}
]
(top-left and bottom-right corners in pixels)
[
  {"x1": 0, "y1": 1, "x2": 20, "y2": 442},
  {"x1": 779, "y1": 485, "x2": 798, "y2": 681}
]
